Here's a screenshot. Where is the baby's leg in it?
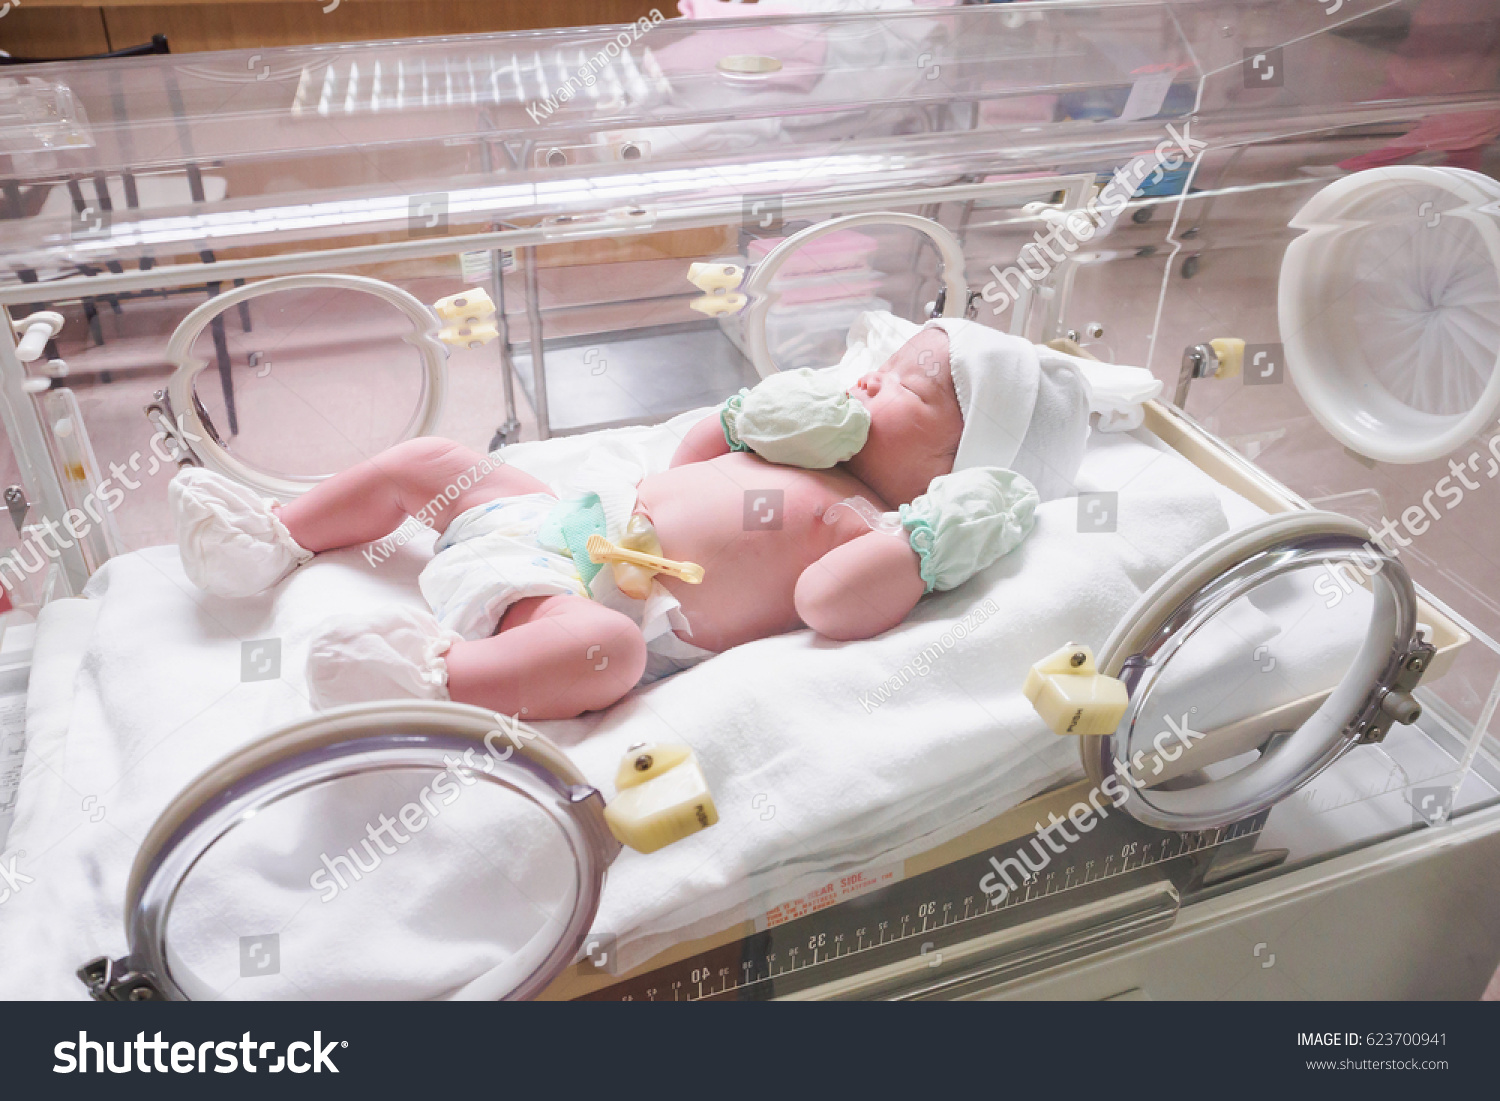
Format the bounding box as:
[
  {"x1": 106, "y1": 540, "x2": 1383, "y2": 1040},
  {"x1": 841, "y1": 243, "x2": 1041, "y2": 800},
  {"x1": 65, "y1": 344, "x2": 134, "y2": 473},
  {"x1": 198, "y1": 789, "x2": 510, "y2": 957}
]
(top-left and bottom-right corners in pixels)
[
  {"x1": 444, "y1": 594, "x2": 648, "y2": 719},
  {"x1": 278, "y1": 437, "x2": 553, "y2": 553}
]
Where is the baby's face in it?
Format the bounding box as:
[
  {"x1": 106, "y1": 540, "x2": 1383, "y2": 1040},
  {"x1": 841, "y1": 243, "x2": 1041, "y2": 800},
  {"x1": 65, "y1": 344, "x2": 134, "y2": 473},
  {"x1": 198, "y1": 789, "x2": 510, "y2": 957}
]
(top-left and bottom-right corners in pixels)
[{"x1": 845, "y1": 327, "x2": 964, "y2": 506}]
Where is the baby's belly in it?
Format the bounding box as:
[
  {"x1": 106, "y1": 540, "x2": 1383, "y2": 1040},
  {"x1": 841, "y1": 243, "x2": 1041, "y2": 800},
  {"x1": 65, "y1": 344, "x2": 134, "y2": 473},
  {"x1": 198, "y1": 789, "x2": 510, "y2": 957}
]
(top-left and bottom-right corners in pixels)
[{"x1": 635, "y1": 453, "x2": 880, "y2": 652}]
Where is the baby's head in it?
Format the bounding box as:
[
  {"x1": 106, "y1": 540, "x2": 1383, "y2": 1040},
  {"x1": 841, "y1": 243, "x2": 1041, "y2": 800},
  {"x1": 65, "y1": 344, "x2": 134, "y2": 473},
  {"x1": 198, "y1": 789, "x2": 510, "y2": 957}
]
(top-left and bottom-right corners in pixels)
[
  {"x1": 848, "y1": 319, "x2": 1094, "y2": 505},
  {"x1": 844, "y1": 327, "x2": 963, "y2": 506},
  {"x1": 726, "y1": 318, "x2": 1089, "y2": 505}
]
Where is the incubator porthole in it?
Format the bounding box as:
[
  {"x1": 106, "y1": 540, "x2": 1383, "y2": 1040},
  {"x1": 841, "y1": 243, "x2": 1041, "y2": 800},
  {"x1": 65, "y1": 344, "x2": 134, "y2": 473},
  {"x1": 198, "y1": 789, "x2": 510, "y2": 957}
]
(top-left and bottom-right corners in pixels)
[
  {"x1": 1279, "y1": 166, "x2": 1500, "y2": 464},
  {"x1": 619, "y1": 143, "x2": 642, "y2": 161},
  {"x1": 545, "y1": 147, "x2": 568, "y2": 168},
  {"x1": 739, "y1": 212, "x2": 968, "y2": 377},
  {"x1": 160, "y1": 765, "x2": 584, "y2": 1001},
  {"x1": 121, "y1": 704, "x2": 618, "y2": 1001},
  {"x1": 1084, "y1": 512, "x2": 1430, "y2": 832},
  {"x1": 179, "y1": 284, "x2": 432, "y2": 483},
  {"x1": 161, "y1": 274, "x2": 448, "y2": 501}
]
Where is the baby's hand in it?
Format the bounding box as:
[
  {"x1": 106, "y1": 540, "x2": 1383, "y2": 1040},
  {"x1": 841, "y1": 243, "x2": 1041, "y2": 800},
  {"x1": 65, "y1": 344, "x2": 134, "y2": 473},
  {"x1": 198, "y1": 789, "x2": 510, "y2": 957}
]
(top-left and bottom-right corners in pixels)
[{"x1": 794, "y1": 531, "x2": 925, "y2": 641}]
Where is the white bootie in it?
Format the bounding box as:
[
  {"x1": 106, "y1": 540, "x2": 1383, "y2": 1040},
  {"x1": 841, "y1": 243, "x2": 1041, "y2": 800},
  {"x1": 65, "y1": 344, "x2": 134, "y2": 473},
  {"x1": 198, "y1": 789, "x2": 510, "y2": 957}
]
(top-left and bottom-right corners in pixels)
[
  {"x1": 306, "y1": 607, "x2": 463, "y2": 710},
  {"x1": 169, "y1": 467, "x2": 313, "y2": 598}
]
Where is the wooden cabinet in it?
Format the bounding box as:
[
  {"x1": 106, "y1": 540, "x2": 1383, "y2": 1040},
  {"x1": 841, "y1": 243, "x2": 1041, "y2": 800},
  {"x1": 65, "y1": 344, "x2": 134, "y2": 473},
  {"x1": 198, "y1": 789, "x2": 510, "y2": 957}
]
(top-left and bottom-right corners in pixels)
[{"x1": 1, "y1": 0, "x2": 666, "y2": 59}]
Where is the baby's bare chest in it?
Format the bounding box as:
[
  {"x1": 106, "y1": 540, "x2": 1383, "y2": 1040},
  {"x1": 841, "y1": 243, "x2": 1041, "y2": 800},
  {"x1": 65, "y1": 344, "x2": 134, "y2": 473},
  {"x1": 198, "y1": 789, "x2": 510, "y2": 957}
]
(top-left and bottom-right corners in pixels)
[{"x1": 638, "y1": 454, "x2": 881, "y2": 566}]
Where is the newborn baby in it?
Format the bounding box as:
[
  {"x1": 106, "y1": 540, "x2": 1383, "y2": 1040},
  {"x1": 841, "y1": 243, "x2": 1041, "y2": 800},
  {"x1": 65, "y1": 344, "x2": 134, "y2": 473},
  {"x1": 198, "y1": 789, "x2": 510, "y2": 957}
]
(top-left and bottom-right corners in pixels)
[{"x1": 172, "y1": 319, "x2": 1091, "y2": 721}]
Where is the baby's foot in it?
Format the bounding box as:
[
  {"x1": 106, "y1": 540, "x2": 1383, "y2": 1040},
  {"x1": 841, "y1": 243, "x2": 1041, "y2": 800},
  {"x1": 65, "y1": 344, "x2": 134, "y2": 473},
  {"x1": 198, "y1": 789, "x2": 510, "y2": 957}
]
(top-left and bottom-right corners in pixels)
[
  {"x1": 306, "y1": 607, "x2": 462, "y2": 710},
  {"x1": 169, "y1": 467, "x2": 313, "y2": 598}
]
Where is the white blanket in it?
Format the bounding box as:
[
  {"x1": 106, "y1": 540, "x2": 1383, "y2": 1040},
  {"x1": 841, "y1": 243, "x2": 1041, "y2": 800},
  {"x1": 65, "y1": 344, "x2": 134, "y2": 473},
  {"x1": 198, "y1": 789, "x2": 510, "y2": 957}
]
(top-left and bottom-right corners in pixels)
[{"x1": 1, "y1": 417, "x2": 1295, "y2": 998}]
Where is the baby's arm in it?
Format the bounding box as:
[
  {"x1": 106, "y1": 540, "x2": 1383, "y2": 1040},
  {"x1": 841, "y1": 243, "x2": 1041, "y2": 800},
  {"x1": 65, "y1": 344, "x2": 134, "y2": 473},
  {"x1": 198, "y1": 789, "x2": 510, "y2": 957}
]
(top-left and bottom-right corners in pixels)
[
  {"x1": 794, "y1": 532, "x2": 926, "y2": 641},
  {"x1": 669, "y1": 412, "x2": 732, "y2": 467}
]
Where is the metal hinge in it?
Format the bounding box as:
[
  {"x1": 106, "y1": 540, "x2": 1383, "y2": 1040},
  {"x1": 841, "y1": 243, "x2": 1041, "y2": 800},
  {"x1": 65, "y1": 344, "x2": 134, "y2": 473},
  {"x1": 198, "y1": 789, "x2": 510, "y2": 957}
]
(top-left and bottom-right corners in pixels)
[
  {"x1": 142, "y1": 390, "x2": 202, "y2": 468},
  {"x1": 1355, "y1": 639, "x2": 1437, "y2": 745},
  {"x1": 929, "y1": 286, "x2": 981, "y2": 319},
  {"x1": 77, "y1": 956, "x2": 166, "y2": 1001},
  {"x1": 3, "y1": 486, "x2": 28, "y2": 534}
]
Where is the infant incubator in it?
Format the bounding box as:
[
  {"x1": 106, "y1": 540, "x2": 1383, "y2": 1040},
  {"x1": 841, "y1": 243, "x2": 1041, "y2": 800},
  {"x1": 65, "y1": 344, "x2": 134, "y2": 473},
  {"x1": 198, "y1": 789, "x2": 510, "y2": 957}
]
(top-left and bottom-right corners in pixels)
[{"x1": 1, "y1": 0, "x2": 1499, "y2": 1001}]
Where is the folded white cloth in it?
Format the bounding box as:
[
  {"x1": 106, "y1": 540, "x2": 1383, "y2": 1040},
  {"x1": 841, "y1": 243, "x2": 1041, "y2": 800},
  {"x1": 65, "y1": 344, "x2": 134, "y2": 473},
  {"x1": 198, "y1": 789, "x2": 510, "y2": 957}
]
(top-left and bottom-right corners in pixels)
[
  {"x1": 1056, "y1": 348, "x2": 1162, "y2": 433},
  {"x1": 169, "y1": 467, "x2": 313, "y2": 598},
  {"x1": 838, "y1": 309, "x2": 927, "y2": 378}
]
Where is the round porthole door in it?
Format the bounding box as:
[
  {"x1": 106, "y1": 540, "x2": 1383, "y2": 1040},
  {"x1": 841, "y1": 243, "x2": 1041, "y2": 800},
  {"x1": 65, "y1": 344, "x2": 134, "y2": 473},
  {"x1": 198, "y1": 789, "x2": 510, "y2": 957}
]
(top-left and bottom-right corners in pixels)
[
  {"x1": 1081, "y1": 511, "x2": 1434, "y2": 831},
  {"x1": 81, "y1": 702, "x2": 619, "y2": 1001},
  {"x1": 1280, "y1": 166, "x2": 1500, "y2": 464},
  {"x1": 163, "y1": 274, "x2": 449, "y2": 499}
]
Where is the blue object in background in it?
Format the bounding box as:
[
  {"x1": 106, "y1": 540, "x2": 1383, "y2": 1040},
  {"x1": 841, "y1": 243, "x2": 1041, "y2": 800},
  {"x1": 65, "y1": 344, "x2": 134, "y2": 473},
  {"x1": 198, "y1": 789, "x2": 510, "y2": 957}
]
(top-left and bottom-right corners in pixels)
[
  {"x1": 1131, "y1": 163, "x2": 1194, "y2": 198},
  {"x1": 1056, "y1": 82, "x2": 1195, "y2": 123},
  {"x1": 1091, "y1": 162, "x2": 1195, "y2": 200}
]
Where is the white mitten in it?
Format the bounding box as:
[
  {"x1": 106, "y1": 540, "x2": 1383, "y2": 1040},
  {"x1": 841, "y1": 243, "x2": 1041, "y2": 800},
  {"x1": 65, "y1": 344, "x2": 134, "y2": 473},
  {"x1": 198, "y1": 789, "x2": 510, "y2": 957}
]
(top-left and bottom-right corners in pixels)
[
  {"x1": 899, "y1": 467, "x2": 1039, "y2": 593},
  {"x1": 169, "y1": 467, "x2": 312, "y2": 598},
  {"x1": 306, "y1": 607, "x2": 463, "y2": 710},
  {"x1": 721, "y1": 367, "x2": 872, "y2": 469}
]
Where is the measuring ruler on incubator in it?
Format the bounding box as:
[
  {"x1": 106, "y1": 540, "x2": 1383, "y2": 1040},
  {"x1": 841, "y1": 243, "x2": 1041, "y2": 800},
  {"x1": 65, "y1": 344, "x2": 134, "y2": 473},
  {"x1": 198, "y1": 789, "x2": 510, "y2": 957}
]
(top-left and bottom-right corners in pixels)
[{"x1": 577, "y1": 810, "x2": 1271, "y2": 1001}]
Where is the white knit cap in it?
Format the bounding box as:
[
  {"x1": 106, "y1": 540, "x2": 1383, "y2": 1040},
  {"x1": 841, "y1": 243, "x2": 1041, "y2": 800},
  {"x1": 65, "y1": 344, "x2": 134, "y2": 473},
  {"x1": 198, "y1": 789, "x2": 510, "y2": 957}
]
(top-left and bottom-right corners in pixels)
[{"x1": 926, "y1": 318, "x2": 1091, "y2": 502}]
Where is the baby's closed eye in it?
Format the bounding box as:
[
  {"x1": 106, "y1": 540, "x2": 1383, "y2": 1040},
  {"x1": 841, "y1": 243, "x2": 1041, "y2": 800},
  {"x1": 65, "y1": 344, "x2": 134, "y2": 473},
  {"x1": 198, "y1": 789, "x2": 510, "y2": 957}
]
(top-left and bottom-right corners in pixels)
[{"x1": 902, "y1": 370, "x2": 942, "y2": 401}]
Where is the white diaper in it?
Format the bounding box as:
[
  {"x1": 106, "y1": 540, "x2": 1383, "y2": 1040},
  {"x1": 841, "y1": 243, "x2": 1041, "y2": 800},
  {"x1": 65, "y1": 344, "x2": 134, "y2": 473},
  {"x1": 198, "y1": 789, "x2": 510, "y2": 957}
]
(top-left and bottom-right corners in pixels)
[
  {"x1": 418, "y1": 493, "x2": 590, "y2": 639},
  {"x1": 417, "y1": 488, "x2": 713, "y2": 687}
]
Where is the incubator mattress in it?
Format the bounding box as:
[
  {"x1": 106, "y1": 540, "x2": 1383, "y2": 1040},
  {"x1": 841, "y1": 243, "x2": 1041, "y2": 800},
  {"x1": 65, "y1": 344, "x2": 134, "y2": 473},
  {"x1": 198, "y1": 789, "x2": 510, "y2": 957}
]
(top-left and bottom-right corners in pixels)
[{"x1": 0, "y1": 414, "x2": 1366, "y2": 997}]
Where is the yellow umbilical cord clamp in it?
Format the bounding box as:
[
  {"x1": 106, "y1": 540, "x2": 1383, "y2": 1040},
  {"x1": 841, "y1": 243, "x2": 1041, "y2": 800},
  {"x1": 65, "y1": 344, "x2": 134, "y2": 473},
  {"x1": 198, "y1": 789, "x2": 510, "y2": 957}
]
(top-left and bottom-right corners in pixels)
[{"x1": 586, "y1": 534, "x2": 704, "y2": 585}]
